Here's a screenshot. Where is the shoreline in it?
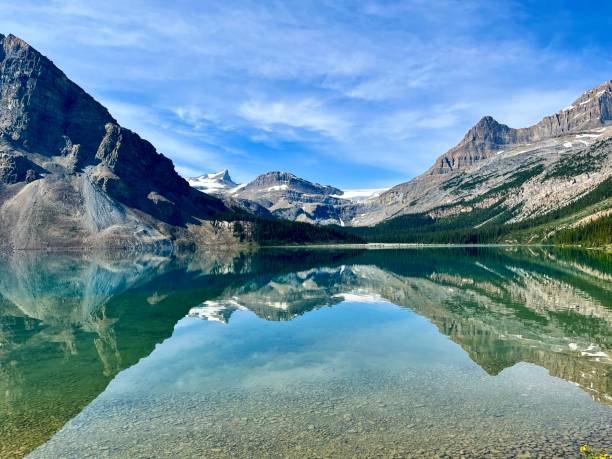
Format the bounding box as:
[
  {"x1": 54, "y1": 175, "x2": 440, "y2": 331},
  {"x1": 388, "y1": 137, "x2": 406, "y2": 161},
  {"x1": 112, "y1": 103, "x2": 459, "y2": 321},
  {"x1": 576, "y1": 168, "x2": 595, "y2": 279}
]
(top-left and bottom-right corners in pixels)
[
  {"x1": 264, "y1": 242, "x2": 548, "y2": 249},
  {"x1": 1, "y1": 242, "x2": 609, "y2": 253}
]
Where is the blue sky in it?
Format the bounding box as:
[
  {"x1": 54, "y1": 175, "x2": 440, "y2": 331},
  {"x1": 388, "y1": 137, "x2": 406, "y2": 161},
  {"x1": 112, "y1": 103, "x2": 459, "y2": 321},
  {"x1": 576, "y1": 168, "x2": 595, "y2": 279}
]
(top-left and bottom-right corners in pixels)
[{"x1": 1, "y1": 1, "x2": 611, "y2": 188}]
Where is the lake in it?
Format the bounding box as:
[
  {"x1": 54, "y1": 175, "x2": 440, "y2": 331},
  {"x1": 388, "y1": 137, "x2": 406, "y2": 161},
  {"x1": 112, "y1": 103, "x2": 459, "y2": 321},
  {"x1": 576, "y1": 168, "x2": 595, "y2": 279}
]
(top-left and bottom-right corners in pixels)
[{"x1": 0, "y1": 247, "x2": 610, "y2": 458}]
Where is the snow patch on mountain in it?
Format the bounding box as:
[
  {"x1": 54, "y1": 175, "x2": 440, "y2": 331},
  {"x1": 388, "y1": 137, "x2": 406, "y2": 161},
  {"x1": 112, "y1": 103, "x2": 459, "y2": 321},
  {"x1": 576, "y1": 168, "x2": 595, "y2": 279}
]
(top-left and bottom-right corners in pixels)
[
  {"x1": 335, "y1": 188, "x2": 388, "y2": 202},
  {"x1": 187, "y1": 170, "x2": 238, "y2": 195}
]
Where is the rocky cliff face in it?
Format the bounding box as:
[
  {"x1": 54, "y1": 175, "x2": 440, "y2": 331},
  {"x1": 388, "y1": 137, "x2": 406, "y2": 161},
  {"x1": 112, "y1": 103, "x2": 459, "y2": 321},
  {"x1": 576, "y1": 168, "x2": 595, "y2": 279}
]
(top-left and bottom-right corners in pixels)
[
  {"x1": 225, "y1": 171, "x2": 358, "y2": 225},
  {"x1": 529, "y1": 80, "x2": 612, "y2": 139},
  {"x1": 0, "y1": 35, "x2": 114, "y2": 167},
  {"x1": 429, "y1": 116, "x2": 529, "y2": 174},
  {"x1": 0, "y1": 33, "x2": 238, "y2": 250},
  {"x1": 429, "y1": 81, "x2": 612, "y2": 175},
  {"x1": 353, "y1": 81, "x2": 612, "y2": 228}
]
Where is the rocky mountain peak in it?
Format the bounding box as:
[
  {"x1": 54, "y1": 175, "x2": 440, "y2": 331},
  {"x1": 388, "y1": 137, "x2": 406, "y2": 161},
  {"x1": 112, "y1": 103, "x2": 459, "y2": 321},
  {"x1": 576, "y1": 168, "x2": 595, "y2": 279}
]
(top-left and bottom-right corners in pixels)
[
  {"x1": 254, "y1": 171, "x2": 298, "y2": 183},
  {"x1": 475, "y1": 115, "x2": 500, "y2": 127},
  {"x1": 244, "y1": 171, "x2": 342, "y2": 196},
  {"x1": 462, "y1": 116, "x2": 513, "y2": 149},
  {"x1": 0, "y1": 32, "x2": 116, "y2": 166},
  {"x1": 187, "y1": 169, "x2": 238, "y2": 194},
  {"x1": 0, "y1": 33, "x2": 232, "y2": 248},
  {"x1": 227, "y1": 171, "x2": 350, "y2": 225},
  {"x1": 1, "y1": 33, "x2": 30, "y2": 54},
  {"x1": 428, "y1": 80, "x2": 612, "y2": 175},
  {"x1": 202, "y1": 169, "x2": 235, "y2": 184},
  {"x1": 218, "y1": 169, "x2": 232, "y2": 182},
  {"x1": 428, "y1": 116, "x2": 522, "y2": 174}
]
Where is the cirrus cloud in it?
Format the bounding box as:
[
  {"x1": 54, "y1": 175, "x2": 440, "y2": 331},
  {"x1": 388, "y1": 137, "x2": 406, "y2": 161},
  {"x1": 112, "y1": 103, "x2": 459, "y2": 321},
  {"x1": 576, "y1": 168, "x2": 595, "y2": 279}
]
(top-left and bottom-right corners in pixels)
[{"x1": 0, "y1": 0, "x2": 610, "y2": 187}]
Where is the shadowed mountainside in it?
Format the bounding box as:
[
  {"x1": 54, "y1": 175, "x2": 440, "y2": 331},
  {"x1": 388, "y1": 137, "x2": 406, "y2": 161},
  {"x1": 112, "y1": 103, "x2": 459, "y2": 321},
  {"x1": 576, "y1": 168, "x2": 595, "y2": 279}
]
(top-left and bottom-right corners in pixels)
[{"x1": 0, "y1": 33, "x2": 238, "y2": 250}]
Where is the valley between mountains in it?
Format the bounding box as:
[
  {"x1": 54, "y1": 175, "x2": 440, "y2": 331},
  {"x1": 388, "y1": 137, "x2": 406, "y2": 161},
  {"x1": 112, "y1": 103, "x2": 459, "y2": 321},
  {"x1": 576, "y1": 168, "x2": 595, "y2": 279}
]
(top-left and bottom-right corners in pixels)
[
  {"x1": 0, "y1": 33, "x2": 610, "y2": 250},
  {"x1": 189, "y1": 81, "x2": 612, "y2": 248}
]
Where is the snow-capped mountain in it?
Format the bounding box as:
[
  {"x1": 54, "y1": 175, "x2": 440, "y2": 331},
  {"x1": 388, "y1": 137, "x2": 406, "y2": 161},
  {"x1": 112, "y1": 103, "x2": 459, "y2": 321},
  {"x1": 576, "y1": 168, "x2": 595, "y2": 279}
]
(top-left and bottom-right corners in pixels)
[
  {"x1": 354, "y1": 80, "x2": 612, "y2": 227},
  {"x1": 184, "y1": 81, "x2": 611, "y2": 237},
  {"x1": 186, "y1": 170, "x2": 239, "y2": 195},
  {"x1": 185, "y1": 170, "x2": 389, "y2": 225}
]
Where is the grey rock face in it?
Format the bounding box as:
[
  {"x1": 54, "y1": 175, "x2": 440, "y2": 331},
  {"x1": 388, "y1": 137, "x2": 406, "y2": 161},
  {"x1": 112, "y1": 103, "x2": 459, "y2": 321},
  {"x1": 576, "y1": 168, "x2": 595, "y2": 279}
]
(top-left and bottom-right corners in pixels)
[
  {"x1": 91, "y1": 123, "x2": 226, "y2": 226},
  {"x1": 0, "y1": 152, "x2": 42, "y2": 184},
  {"x1": 0, "y1": 34, "x2": 114, "y2": 167},
  {"x1": 429, "y1": 81, "x2": 612, "y2": 175},
  {"x1": 0, "y1": 33, "x2": 236, "y2": 250},
  {"x1": 242, "y1": 171, "x2": 342, "y2": 196},
  {"x1": 232, "y1": 171, "x2": 357, "y2": 225},
  {"x1": 529, "y1": 80, "x2": 612, "y2": 139},
  {"x1": 429, "y1": 116, "x2": 531, "y2": 174}
]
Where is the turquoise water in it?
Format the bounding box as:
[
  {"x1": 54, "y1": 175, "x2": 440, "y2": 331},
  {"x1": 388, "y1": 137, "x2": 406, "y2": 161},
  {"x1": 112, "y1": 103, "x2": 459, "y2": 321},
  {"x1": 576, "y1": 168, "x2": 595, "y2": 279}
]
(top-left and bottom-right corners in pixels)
[{"x1": 0, "y1": 248, "x2": 610, "y2": 457}]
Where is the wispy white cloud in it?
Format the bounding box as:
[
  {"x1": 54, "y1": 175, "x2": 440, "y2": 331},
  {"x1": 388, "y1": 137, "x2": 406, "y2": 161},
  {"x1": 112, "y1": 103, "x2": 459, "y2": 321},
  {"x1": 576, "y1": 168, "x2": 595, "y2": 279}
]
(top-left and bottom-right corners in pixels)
[
  {"x1": 0, "y1": 0, "x2": 610, "y2": 186},
  {"x1": 102, "y1": 99, "x2": 227, "y2": 173},
  {"x1": 239, "y1": 98, "x2": 349, "y2": 140}
]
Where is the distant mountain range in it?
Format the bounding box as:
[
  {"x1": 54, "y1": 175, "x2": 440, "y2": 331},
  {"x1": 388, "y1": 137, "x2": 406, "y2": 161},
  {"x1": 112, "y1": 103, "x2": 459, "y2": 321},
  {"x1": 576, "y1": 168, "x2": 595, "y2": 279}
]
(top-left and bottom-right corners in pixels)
[
  {"x1": 187, "y1": 81, "x2": 612, "y2": 245},
  {"x1": 187, "y1": 170, "x2": 386, "y2": 225},
  {"x1": 0, "y1": 32, "x2": 609, "y2": 248},
  {"x1": 0, "y1": 33, "x2": 357, "y2": 249}
]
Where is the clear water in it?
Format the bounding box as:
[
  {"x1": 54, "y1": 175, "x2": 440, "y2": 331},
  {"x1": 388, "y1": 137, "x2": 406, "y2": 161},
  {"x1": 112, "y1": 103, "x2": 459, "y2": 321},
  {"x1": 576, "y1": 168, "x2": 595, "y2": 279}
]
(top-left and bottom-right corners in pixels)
[{"x1": 0, "y1": 247, "x2": 610, "y2": 458}]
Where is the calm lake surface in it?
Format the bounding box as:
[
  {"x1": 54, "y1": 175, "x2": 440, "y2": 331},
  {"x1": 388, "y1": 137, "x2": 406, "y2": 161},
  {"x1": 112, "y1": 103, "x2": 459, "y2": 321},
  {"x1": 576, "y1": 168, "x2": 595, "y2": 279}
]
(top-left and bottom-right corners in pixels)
[{"x1": 0, "y1": 247, "x2": 610, "y2": 458}]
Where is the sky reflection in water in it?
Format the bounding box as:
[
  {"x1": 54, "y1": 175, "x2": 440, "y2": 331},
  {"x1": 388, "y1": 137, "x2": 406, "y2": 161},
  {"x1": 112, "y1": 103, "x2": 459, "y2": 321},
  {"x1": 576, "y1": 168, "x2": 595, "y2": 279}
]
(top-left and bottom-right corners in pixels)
[{"x1": 0, "y1": 247, "x2": 610, "y2": 457}]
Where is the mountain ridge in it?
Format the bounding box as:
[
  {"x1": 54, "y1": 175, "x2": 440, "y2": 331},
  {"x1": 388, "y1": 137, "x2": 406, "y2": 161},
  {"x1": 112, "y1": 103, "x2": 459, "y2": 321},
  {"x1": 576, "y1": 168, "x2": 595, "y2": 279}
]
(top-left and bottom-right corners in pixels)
[
  {"x1": 186, "y1": 80, "x2": 611, "y2": 244},
  {"x1": 428, "y1": 80, "x2": 612, "y2": 174},
  {"x1": 0, "y1": 33, "x2": 361, "y2": 249},
  {"x1": 186, "y1": 169, "x2": 389, "y2": 225},
  {"x1": 1, "y1": 32, "x2": 609, "y2": 247},
  {"x1": 348, "y1": 79, "x2": 612, "y2": 240}
]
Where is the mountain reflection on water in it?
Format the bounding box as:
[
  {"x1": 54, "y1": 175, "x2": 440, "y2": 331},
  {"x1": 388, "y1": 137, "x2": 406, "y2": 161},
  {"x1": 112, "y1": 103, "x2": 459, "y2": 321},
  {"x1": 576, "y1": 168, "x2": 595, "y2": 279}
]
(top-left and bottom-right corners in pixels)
[
  {"x1": 190, "y1": 248, "x2": 612, "y2": 405},
  {"x1": 0, "y1": 247, "x2": 610, "y2": 458}
]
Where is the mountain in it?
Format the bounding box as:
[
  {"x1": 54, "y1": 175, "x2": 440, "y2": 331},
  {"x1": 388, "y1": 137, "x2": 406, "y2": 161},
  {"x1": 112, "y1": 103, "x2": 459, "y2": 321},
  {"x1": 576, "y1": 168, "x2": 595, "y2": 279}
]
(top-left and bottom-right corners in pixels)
[
  {"x1": 350, "y1": 81, "x2": 612, "y2": 244},
  {"x1": 188, "y1": 170, "x2": 370, "y2": 225},
  {"x1": 429, "y1": 81, "x2": 612, "y2": 175},
  {"x1": 183, "y1": 82, "x2": 611, "y2": 242},
  {"x1": 5, "y1": 31, "x2": 607, "y2": 247},
  {"x1": 0, "y1": 34, "x2": 360, "y2": 249},
  {"x1": 0, "y1": 33, "x2": 241, "y2": 250},
  {"x1": 187, "y1": 169, "x2": 238, "y2": 195},
  {"x1": 232, "y1": 171, "x2": 351, "y2": 224}
]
